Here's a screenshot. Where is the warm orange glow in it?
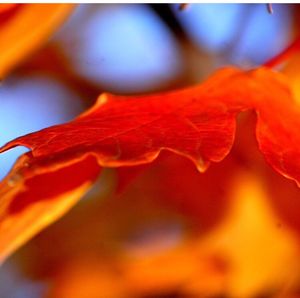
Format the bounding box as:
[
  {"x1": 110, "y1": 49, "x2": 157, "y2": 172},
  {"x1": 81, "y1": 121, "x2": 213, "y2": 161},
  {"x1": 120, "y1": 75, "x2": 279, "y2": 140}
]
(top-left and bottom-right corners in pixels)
[
  {"x1": 39, "y1": 165, "x2": 300, "y2": 298},
  {"x1": 199, "y1": 171, "x2": 300, "y2": 297},
  {"x1": 0, "y1": 4, "x2": 18, "y2": 14}
]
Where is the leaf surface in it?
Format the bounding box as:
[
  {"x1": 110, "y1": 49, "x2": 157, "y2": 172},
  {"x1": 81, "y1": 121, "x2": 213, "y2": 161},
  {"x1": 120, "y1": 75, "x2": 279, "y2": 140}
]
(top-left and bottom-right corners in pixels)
[
  {"x1": 0, "y1": 66, "x2": 300, "y2": 262},
  {"x1": 0, "y1": 154, "x2": 100, "y2": 263}
]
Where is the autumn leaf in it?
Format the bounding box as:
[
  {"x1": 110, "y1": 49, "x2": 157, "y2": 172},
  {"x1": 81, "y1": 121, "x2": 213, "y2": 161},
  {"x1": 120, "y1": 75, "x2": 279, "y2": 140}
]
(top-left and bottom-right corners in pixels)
[
  {"x1": 0, "y1": 4, "x2": 74, "y2": 78},
  {"x1": 0, "y1": 66, "x2": 300, "y2": 263}
]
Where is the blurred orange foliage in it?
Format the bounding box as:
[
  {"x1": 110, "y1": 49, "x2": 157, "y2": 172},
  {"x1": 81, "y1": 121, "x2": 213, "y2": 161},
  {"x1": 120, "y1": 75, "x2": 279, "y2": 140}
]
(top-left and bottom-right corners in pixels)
[{"x1": 0, "y1": 4, "x2": 74, "y2": 78}]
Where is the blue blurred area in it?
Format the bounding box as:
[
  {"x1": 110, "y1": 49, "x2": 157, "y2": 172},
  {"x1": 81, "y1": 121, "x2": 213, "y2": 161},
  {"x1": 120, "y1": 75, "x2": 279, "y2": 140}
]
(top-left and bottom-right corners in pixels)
[
  {"x1": 232, "y1": 4, "x2": 291, "y2": 64},
  {"x1": 56, "y1": 4, "x2": 183, "y2": 93},
  {"x1": 0, "y1": 75, "x2": 84, "y2": 180},
  {"x1": 174, "y1": 3, "x2": 292, "y2": 66},
  {"x1": 174, "y1": 4, "x2": 243, "y2": 51},
  {"x1": 0, "y1": 262, "x2": 46, "y2": 298}
]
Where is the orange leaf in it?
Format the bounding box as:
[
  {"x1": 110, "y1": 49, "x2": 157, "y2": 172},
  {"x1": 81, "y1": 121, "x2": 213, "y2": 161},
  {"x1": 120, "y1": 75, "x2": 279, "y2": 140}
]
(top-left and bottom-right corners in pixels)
[
  {"x1": 0, "y1": 4, "x2": 74, "y2": 78},
  {"x1": 0, "y1": 154, "x2": 100, "y2": 263},
  {"x1": 0, "y1": 66, "x2": 299, "y2": 262}
]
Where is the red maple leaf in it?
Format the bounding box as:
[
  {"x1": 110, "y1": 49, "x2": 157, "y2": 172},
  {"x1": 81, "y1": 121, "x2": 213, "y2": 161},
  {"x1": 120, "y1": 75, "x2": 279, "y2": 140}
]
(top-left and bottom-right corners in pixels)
[{"x1": 0, "y1": 66, "x2": 299, "y2": 262}]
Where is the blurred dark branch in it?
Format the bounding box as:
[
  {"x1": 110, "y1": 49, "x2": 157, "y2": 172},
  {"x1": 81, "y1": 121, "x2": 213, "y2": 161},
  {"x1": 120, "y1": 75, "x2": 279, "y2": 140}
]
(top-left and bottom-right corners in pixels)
[
  {"x1": 149, "y1": 4, "x2": 214, "y2": 85},
  {"x1": 149, "y1": 4, "x2": 189, "y2": 42}
]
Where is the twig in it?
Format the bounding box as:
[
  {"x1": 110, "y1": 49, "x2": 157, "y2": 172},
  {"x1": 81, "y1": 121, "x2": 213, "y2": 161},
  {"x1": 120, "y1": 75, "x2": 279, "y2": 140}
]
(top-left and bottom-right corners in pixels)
[{"x1": 267, "y1": 4, "x2": 273, "y2": 14}]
